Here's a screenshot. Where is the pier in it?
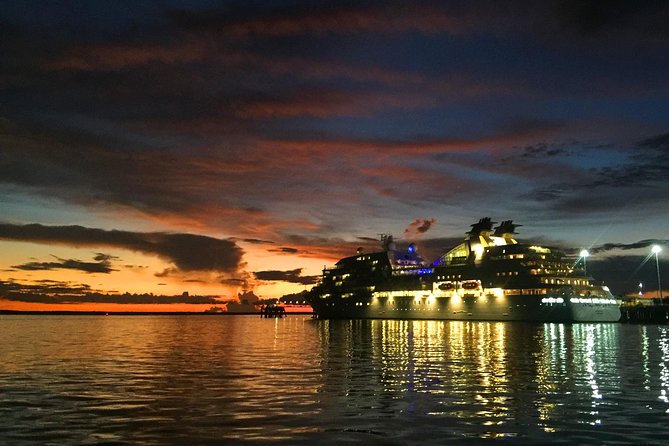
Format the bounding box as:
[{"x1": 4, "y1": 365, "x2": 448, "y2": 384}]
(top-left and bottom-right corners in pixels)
[
  {"x1": 620, "y1": 302, "x2": 669, "y2": 323},
  {"x1": 260, "y1": 305, "x2": 286, "y2": 318}
]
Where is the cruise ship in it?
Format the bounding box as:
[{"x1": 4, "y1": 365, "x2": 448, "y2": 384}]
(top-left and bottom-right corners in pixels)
[{"x1": 309, "y1": 218, "x2": 621, "y2": 322}]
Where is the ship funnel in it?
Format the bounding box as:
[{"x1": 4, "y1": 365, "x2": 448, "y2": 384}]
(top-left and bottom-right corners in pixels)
[
  {"x1": 467, "y1": 218, "x2": 495, "y2": 238},
  {"x1": 494, "y1": 220, "x2": 521, "y2": 244},
  {"x1": 467, "y1": 217, "x2": 496, "y2": 250}
]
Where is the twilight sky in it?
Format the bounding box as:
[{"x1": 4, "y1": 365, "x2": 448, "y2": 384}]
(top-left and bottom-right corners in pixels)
[{"x1": 1, "y1": 0, "x2": 668, "y2": 310}]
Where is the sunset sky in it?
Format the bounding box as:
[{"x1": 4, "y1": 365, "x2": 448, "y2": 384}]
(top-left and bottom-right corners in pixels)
[{"x1": 2, "y1": 0, "x2": 668, "y2": 311}]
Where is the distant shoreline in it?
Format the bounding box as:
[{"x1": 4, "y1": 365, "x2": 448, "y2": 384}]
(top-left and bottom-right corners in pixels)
[{"x1": 0, "y1": 310, "x2": 310, "y2": 316}]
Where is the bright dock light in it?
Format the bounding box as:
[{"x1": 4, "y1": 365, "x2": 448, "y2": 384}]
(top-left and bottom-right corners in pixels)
[
  {"x1": 580, "y1": 249, "x2": 590, "y2": 275},
  {"x1": 652, "y1": 245, "x2": 662, "y2": 300}
]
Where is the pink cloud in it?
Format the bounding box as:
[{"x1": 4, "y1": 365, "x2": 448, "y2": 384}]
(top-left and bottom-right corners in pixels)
[{"x1": 404, "y1": 218, "x2": 437, "y2": 237}]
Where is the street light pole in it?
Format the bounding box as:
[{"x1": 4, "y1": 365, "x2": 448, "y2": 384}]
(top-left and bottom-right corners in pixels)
[{"x1": 652, "y1": 245, "x2": 662, "y2": 301}]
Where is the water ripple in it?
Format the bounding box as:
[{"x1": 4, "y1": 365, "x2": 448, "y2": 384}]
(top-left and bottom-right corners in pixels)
[{"x1": 2, "y1": 316, "x2": 669, "y2": 444}]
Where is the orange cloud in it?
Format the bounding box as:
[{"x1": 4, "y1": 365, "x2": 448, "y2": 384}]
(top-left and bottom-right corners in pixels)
[{"x1": 47, "y1": 41, "x2": 208, "y2": 71}]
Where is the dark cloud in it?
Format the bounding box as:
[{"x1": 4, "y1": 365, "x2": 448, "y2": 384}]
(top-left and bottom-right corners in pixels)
[
  {"x1": 556, "y1": 0, "x2": 669, "y2": 38},
  {"x1": 587, "y1": 136, "x2": 669, "y2": 188},
  {"x1": 154, "y1": 268, "x2": 176, "y2": 278},
  {"x1": 0, "y1": 279, "x2": 219, "y2": 305},
  {"x1": 241, "y1": 238, "x2": 275, "y2": 245},
  {"x1": 518, "y1": 143, "x2": 570, "y2": 159},
  {"x1": 253, "y1": 268, "x2": 319, "y2": 285},
  {"x1": 124, "y1": 264, "x2": 149, "y2": 270},
  {"x1": 94, "y1": 252, "x2": 119, "y2": 262},
  {"x1": 523, "y1": 187, "x2": 565, "y2": 202},
  {"x1": 167, "y1": 1, "x2": 465, "y2": 38},
  {"x1": 1, "y1": 279, "x2": 94, "y2": 296},
  {"x1": 0, "y1": 223, "x2": 244, "y2": 273},
  {"x1": 588, "y1": 145, "x2": 669, "y2": 188},
  {"x1": 639, "y1": 132, "x2": 669, "y2": 150},
  {"x1": 357, "y1": 236, "x2": 380, "y2": 243},
  {"x1": 590, "y1": 239, "x2": 669, "y2": 254},
  {"x1": 220, "y1": 277, "x2": 248, "y2": 287},
  {"x1": 514, "y1": 132, "x2": 669, "y2": 216},
  {"x1": 12, "y1": 254, "x2": 115, "y2": 274},
  {"x1": 269, "y1": 247, "x2": 300, "y2": 254}
]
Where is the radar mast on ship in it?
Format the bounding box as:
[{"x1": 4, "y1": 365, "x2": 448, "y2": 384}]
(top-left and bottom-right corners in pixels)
[{"x1": 380, "y1": 234, "x2": 396, "y2": 251}]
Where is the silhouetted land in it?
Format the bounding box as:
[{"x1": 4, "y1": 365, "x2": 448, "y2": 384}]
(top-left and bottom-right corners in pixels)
[
  {"x1": 0, "y1": 310, "x2": 313, "y2": 315},
  {"x1": 0, "y1": 310, "x2": 254, "y2": 315}
]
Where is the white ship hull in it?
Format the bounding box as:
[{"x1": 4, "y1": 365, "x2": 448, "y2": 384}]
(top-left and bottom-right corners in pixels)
[{"x1": 312, "y1": 292, "x2": 621, "y2": 323}]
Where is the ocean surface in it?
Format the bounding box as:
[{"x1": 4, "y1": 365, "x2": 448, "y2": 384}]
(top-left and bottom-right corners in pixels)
[{"x1": 1, "y1": 315, "x2": 669, "y2": 445}]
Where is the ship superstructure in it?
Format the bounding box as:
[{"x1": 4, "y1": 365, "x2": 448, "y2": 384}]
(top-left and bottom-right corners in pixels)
[{"x1": 309, "y1": 219, "x2": 621, "y2": 322}]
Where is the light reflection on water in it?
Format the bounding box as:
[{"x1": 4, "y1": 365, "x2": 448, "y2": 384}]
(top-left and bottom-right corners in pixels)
[{"x1": 1, "y1": 315, "x2": 669, "y2": 444}]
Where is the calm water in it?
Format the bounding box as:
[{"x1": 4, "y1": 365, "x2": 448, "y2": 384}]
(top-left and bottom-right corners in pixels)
[{"x1": 1, "y1": 316, "x2": 669, "y2": 445}]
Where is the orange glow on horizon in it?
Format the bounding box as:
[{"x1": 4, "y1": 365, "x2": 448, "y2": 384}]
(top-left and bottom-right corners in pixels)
[
  {"x1": 0, "y1": 299, "x2": 314, "y2": 313},
  {"x1": 0, "y1": 299, "x2": 219, "y2": 313}
]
